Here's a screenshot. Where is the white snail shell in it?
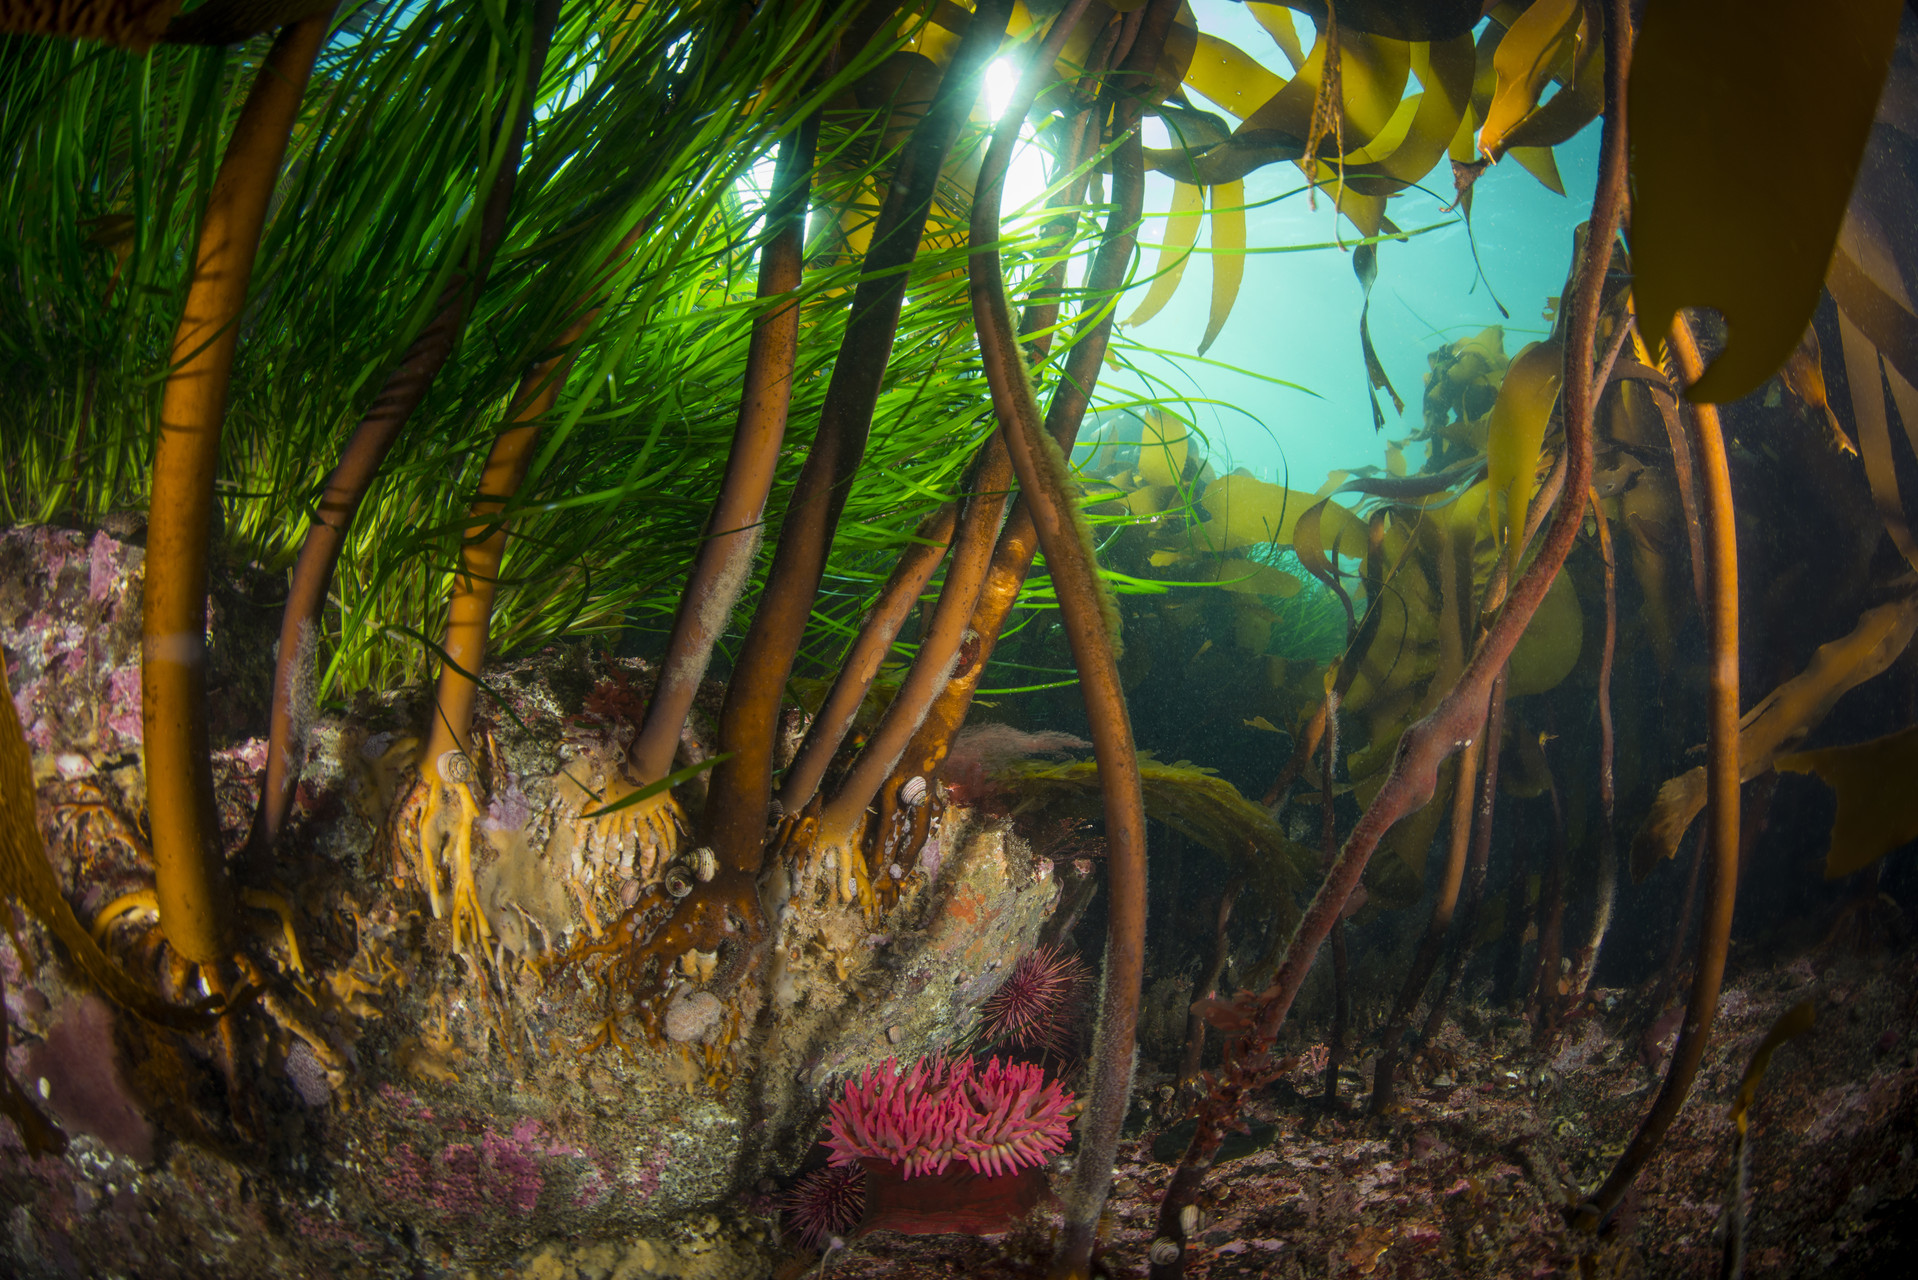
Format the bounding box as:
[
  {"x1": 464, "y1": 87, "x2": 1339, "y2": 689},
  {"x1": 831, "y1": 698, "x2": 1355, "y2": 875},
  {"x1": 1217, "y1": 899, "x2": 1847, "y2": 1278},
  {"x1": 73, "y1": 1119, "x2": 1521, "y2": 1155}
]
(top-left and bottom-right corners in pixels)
[
  {"x1": 899, "y1": 775, "x2": 929, "y2": 807},
  {"x1": 1148, "y1": 1238, "x2": 1182, "y2": 1265},
  {"x1": 438, "y1": 750, "x2": 474, "y2": 784},
  {"x1": 1179, "y1": 1204, "x2": 1200, "y2": 1237},
  {"x1": 690, "y1": 846, "x2": 718, "y2": 882}
]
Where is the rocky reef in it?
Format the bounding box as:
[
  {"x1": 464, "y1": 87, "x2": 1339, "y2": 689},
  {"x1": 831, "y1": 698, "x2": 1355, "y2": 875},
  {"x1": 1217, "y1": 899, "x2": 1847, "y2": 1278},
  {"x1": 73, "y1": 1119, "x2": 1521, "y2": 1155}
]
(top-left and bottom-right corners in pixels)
[{"x1": 0, "y1": 526, "x2": 1066, "y2": 1277}]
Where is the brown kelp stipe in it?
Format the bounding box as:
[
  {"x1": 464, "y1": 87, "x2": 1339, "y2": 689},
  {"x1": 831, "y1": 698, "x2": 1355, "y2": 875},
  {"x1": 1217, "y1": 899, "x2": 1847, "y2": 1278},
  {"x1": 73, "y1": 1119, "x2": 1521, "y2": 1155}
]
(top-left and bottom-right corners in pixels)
[
  {"x1": 777, "y1": 504, "x2": 956, "y2": 812},
  {"x1": 249, "y1": 0, "x2": 558, "y2": 862},
  {"x1": 1574, "y1": 308, "x2": 1741, "y2": 1232},
  {"x1": 809, "y1": 0, "x2": 1092, "y2": 861},
  {"x1": 879, "y1": 65, "x2": 1149, "y2": 818},
  {"x1": 701, "y1": 0, "x2": 1015, "y2": 882},
  {"x1": 1370, "y1": 737, "x2": 1481, "y2": 1115},
  {"x1": 630, "y1": 117, "x2": 819, "y2": 786},
  {"x1": 1527, "y1": 752, "x2": 1571, "y2": 1033},
  {"x1": 1317, "y1": 701, "x2": 1348, "y2": 1115},
  {"x1": 144, "y1": 8, "x2": 334, "y2": 967},
  {"x1": 1039, "y1": 9, "x2": 1179, "y2": 1273},
  {"x1": 1147, "y1": 0, "x2": 1630, "y2": 1267},
  {"x1": 1566, "y1": 486, "x2": 1620, "y2": 1006},
  {"x1": 1416, "y1": 670, "x2": 1508, "y2": 1059},
  {"x1": 417, "y1": 298, "x2": 609, "y2": 773},
  {"x1": 778, "y1": 10, "x2": 1104, "y2": 817},
  {"x1": 1179, "y1": 876, "x2": 1243, "y2": 1086}
]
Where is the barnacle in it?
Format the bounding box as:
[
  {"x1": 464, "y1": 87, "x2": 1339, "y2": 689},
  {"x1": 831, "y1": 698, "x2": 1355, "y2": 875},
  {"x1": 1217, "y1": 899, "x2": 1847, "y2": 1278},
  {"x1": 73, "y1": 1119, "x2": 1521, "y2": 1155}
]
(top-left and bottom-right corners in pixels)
[{"x1": 549, "y1": 744, "x2": 685, "y2": 903}]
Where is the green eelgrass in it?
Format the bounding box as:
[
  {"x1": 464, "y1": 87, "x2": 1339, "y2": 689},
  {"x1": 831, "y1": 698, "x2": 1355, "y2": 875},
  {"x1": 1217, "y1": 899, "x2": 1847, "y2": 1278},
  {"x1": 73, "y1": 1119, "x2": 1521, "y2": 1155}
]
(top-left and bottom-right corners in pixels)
[
  {"x1": 0, "y1": 0, "x2": 1335, "y2": 717},
  {"x1": 0, "y1": 1, "x2": 1125, "y2": 701}
]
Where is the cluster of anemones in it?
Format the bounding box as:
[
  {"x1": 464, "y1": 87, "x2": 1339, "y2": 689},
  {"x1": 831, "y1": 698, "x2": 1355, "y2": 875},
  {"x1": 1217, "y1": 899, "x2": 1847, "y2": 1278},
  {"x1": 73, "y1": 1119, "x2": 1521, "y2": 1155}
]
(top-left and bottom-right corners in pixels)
[{"x1": 823, "y1": 1054, "x2": 1074, "y2": 1180}]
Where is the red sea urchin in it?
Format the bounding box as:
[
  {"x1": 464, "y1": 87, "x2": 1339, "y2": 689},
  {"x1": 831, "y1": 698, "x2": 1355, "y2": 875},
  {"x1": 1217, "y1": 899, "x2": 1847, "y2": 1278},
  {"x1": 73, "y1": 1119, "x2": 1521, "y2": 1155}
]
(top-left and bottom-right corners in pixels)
[
  {"x1": 978, "y1": 942, "x2": 1093, "y2": 1057},
  {"x1": 824, "y1": 1054, "x2": 1073, "y2": 1179},
  {"x1": 780, "y1": 1164, "x2": 867, "y2": 1250}
]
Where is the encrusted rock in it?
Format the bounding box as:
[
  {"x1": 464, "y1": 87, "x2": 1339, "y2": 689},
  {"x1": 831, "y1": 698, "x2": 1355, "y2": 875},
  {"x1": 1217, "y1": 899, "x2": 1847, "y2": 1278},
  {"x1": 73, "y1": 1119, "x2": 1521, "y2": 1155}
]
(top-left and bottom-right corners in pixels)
[{"x1": 664, "y1": 991, "x2": 725, "y2": 1044}]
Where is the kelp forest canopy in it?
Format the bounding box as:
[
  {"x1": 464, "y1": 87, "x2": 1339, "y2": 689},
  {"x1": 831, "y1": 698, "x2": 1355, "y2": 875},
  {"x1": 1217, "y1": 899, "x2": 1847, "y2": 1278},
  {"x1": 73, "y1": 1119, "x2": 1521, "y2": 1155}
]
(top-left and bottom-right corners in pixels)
[{"x1": 4, "y1": 0, "x2": 1918, "y2": 1277}]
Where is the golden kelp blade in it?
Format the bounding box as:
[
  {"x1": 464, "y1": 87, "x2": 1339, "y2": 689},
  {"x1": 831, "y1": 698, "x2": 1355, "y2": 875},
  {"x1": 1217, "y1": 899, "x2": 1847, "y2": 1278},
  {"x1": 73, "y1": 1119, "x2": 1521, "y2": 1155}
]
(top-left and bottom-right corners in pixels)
[
  {"x1": 1837, "y1": 308, "x2": 1918, "y2": 574},
  {"x1": 1333, "y1": 34, "x2": 1474, "y2": 206},
  {"x1": 1507, "y1": 144, "x2": 1565, "y2": 196},
  {"x1": 1201, "y1": 474, "x2": 1365, "y2": 552},
  {"x1": 1199, "y1": 181, "x2": 1246, "y2": 356},
  {"x1": 1180, "y1": 28, "x2": 1286, "y2": 119},
  {"x1": 1125, "y1": 182, "x2": 1204, "y2": 329},
  {"x1": 1506, "y1": 567, "x2": 1582, "y2": 698},
  {"x1": 1777, "y1": 727, "x2": 1918, "y2": 880},
  {"x1": 0, "y1": 656, "x2": 219, "y2": 1031},
  {"x1": 1246, "y1": 1, "x2": 1306, "y2": 72},
  {"x1": 1831, "y1": 210, "x2": 1918, "y2": 572},
  {"x1": 1631, "y1": 0, "x2": 1902, "y2": 403},
  {"x1": 1136, "y1": 408, "x2": 1192, "y2": 487},
  {"x1": 1780, "y1": 325, "x2": 1855, "y2": 457},
  {"x1": 1476, "y1": 0, "x2": 1581, "y2": 160},
  {"x1": 1498, "y1": 22, "x2": 1603, "y2": 153},
  {"x1": 1485, "y1": 338, "x2": 1563, "y2": 575},
  {"x1": 1630, "y1": 593, "x2": 1918, "y2": 880}
]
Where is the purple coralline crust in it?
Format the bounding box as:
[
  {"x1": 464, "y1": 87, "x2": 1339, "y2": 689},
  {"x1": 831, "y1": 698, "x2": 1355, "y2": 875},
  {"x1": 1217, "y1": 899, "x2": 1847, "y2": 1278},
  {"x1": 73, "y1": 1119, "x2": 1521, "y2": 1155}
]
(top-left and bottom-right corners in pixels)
[
  {"x1": 0, "y1": 528, "x2": 144, "y2": 757},
  {"x1": 369, "y1": 1114, "x2": 659, "y2": 1226},
  {"x1": 0, "y1": 525, "x2": 277, "y2": 762}
]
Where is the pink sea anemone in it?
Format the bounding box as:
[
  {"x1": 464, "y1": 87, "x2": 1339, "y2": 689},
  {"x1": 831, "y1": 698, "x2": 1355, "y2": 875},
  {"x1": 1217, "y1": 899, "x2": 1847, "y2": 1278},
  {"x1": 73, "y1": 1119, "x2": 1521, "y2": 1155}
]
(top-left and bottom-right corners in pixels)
[
  {"x1": 823, "y1": 1054, "x2": 1073, "y2": 1180},
  {"x1": 780, "y1": 1164, "x2": 867, "y2": 1250},
  {"x1": 979, "y1": 943, "x2": 1093, "y2": 1057}
]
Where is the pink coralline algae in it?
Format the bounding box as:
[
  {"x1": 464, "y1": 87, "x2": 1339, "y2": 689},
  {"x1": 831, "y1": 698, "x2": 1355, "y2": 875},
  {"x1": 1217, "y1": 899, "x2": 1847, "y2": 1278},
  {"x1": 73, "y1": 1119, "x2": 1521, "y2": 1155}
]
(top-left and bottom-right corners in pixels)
[
  {"x1": 824, "y1": 1055, "x2": 1073, "y2": 1180},
  {"x1": 376, "y1": 1117, "x2": 644, "y2": 1219}
]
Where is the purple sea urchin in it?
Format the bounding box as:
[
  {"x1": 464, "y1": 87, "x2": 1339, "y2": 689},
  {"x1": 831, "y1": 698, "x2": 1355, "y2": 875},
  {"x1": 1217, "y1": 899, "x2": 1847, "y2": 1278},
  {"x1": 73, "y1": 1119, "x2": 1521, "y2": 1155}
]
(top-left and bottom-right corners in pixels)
[
  {"x1": 978, "y1": 943, "x2": 1093, "y2": 1057},
  {"x1": 780, "y1": 1163, "x2": 866, "y2": 1250}
]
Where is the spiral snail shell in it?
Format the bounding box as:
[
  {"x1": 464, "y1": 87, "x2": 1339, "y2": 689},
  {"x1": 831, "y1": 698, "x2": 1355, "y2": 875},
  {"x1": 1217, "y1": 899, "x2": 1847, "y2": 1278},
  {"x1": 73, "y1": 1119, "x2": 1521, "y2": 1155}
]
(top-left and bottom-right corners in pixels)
[
  {"x1": 1148, "y1": 1238, "x2": 1182, "y2": 1265},
  {"x1": 437, "y1": 749, "x2": 474, "y2": 784},
  {"x1": 663, "y1": 862, "x2": 696, "y2": 898},
  {"x1": 899, "y1": 775, "x2": 929, "y2": 807},
  {"x1": 689, "y1": 845, "x2": 718, "y2": 882}
]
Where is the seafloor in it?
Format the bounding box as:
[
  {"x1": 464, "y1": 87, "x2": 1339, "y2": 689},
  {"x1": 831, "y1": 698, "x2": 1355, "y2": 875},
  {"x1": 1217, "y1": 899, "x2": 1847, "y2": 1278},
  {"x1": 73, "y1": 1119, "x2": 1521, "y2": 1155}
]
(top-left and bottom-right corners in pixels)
[
  {"x1": 3, "y1": 524, "x2": 1916, "y2": 1280},
  {"x1": 811, "y1": 941, "x2": 1918, "y2": 1279}
]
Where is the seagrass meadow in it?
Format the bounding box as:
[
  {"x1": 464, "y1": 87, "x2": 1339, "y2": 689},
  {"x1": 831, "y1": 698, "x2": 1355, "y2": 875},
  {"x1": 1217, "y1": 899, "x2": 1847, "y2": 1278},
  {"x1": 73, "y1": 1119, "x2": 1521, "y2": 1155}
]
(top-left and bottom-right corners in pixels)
[{"x1": 4, "y1": 1, "x2": 1918, "y2": 1276}]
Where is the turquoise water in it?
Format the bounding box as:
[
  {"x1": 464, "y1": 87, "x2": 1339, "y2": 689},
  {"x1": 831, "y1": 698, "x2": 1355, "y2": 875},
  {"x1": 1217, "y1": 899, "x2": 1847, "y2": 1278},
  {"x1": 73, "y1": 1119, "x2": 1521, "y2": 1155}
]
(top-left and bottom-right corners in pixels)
[{"x1": 1106, "y1": 1, "x2": 1601, "y2": 491}]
